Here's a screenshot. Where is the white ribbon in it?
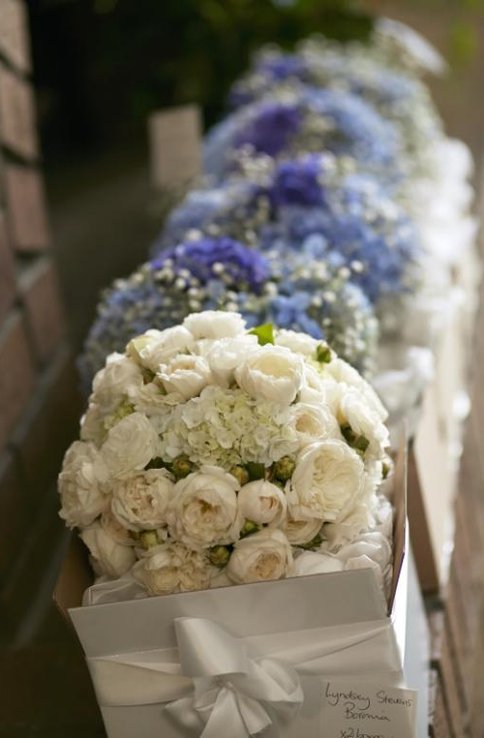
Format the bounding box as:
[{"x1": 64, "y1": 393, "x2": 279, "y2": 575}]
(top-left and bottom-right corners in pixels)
[{"x1": 88, "y1": 616, "x2": 402, "y2": 738}]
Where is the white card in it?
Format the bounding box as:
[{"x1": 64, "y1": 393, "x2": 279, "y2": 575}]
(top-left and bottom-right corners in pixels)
[
  {"x1": 148, "y1": 104, "x2": 202, "y2": 190},
  {"x1": 320, "y1": 679, "x2": 417, "y2": 738}
]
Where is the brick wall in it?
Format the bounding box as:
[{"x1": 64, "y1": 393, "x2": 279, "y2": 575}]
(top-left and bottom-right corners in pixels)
[{"x1": 0, "y1": 0, "x2": 81, "y2": 645}]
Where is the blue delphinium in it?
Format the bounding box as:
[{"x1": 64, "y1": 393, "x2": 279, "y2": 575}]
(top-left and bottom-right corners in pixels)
[
  {"x1": 204, "y1": 88, "x2": 403, "y2": 185},
  {"x1": 79, "y1": 232, "x2": 378, "y2": 389},
  {"x1": 156, "y1": 152, "x2": 420, "y2": 307}
]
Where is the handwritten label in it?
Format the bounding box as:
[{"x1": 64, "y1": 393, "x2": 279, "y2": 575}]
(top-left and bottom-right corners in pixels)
[{"x1": 321, "y1": 680, "x2": 417, "y2": 738}]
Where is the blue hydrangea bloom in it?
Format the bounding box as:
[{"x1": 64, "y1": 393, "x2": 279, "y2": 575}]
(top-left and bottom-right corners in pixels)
[
  {"x1": 153, "y1": 235, "x2": 270, "y2": 292},
  {"x1": 157, "y1": 153, "x2": 420, "y2": 306},
  {"x1": 228, "y1": 39, "x2": 442, "y2": 180},
  {"x1": 232, "y1": 101, "x2": 303, "y2": 157},
  {"x1": 203, "y1": 88, "x2": 403, "y2": 184},
  {"x1": 79, "y1": 232, "x2": 378, "y2": 389}
]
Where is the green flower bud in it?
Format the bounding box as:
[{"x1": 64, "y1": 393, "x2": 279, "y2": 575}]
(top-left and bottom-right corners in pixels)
[
  {"x1": 315, "y1": 343, "x2": 332, "y2": 364},
  {"x1": 273, "y1": 456, "x2": 296, "y2": 482},
  {"x1": 145, "y1": 456, "x2": 166, "y2": 470},
  {"x1": 240, "y1": 519, "x2": 261, "y2": 537},
  {"x1": 245, "y1": 462, "x2": 266, "y2": 481},
  {"x1": 139, "y1": 530, "x2": 159, "y2": 549},
  {"x1": 208, "y1": 545, "x2": 232, "y2": 568},
  {"x1": 341, "y1": 424, "x2": 369, "y2": 456},
  {"x1": 172, "y1": 455, "x2": 193, "y2": 479},
  {"x1": 230, "y1": 465, "x2": 250, "y2": 486}
]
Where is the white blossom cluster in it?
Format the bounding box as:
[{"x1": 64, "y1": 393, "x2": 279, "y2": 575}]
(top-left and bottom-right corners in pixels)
[{"x1": 59, "y1": 311, "x2": 393, "y2": 598}]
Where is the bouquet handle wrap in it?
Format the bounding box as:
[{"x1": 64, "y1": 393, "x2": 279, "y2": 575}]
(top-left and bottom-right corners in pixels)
[{"x1": 87, "y1": 616, "x2": 403, "y2": 738}]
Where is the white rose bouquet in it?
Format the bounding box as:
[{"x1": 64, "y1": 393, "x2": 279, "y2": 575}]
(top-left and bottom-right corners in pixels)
[{"x1": 59, "y1": 311, "x2": 393, "y2": 599}]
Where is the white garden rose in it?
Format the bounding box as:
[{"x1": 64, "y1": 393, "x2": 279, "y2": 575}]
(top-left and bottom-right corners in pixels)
[
  {"x1": 237, "y1": 480, "x2": 287, "y2": 526},
  {"x1": 289, "y1": 440, "x2": 365, "y2": 523},
  {"x1": 293, "y1": 550, "x2": 344, "y2": 577},
  {"x1": 325, "y1": 358, "x2": 387, "y2": 421},
  {"x1": 281, "y1": 515, "x2": 322, "y2": 546},
  {"x1": 80, "y1": 402, "x2": 106, "y2": 447},
  {"x1": 91, "y1": 353, "x2": 143, "y2": 411},
  {"x1": 111, "y1": 468, "x2": 175, "y2": 531},
  {"x1": 101, "y1": 412, "x2": 160, "y2": 478},
  {"x1": 133, "y1": 542, "x2": 214, "y2": 595},
  {"x1": 129, "y1": 326, "x2": 195, "y2": 373},
  {"x1": 234, "y1": 345, "x2": 304, "y2": 404},
  {"x1": 302, "y1": 364, "x2": 328, "y2": 392},
  {"x1": 184, "y1": 311, "x2": 246, "y2": 339},
  {"x1": 206, "y1": 335, "x2": 259, "y2": 387},
  {"x1": 157, "y1": 354, "x2": 212, "y2": 399},
  {"x1": 336, "y1": 532, "x2": 392, "y2": 572},
  {"x1": 288, "y1": 402, "x2": 340, "y2": 446},
  {"x1": 100, "y1": 510, "x2": 136, "y2": 546},
  {"x1": 59, "y1": 441, "x2": 110, "y2": 528},
  {"x1": 321, "y1": 500, "x2": 376, "y2": 551},
  {"x1": 227, "y1": 528, "x2": 293, "y2": 584},
  {"x1": 275, "y1": 329, "x2": 319, "y2": 357},
  {"x1": 339, "y1": 390, "x2": 389, "y2": 459},
  {"x1": 167, "y1": 466, "x2": 242, "y2": 548},
  {"x1": 374, "y1": 496, "x2": 394, "y2": 538},
  {"x1": 81, "y1": 522, "x2": 136, "y2": 578},
  {"x1": 132, "y1": 381, "x2": 184, "y2": 417}
]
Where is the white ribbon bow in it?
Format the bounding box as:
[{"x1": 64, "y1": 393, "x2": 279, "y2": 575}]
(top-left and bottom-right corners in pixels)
[
  {"x1": 88, "y1": 616, "x2": 402, "y2": 738},
  {"x1": 164, "y1": 618, "x2": 303, "y2": 738}
]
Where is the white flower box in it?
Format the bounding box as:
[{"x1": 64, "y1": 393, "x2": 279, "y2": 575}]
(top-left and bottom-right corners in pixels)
[{"x1": 55, "y1": 445, "x2": 426, "y2": 738}]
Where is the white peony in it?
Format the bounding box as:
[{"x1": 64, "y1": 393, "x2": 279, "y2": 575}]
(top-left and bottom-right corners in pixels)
[
  {"x1": 111, "y1": 468, "x2": 175, "y2": 531},
  {"x1": 227, "y1": 528, "x2": 293, "y2": 584},
  {"x1": 133, "y1": 542, "x2": 214, "y2": 595},
  {"x1": 91, "y1": 353, "x2": 143, "y2": 411},
  {"x1": 237, "y1": 480, "x2": 287, "y2": 526},
  {"x1": 275, "y1": 329, "x2": 319, "y2": 357},
  {"x1": 206, "y1": 334, "x2": 259, "y2": 387},
  {"x1": 289, "y1": 440, "x2": 365, "y2": 523},
  {"x1": 58, "y1": 441, "x2": 110, "y2": 528},
  {"x1": 157, "y1": 354, "x2": 212, "y2": 399},
  {"x1": 184, "y1": 311, "x2": 246, "y2": 339},
  {"x1": 80, "y1": 522, "x2": 136, "y2": 578},
  {"x1": 281, "y1": 515, "x2": 323, "y2": 546},
  {"x1": 101, "y1": 412, "x2": 160, "y2": 478},
  {"x1": 128, "y1": 326, "x2": 196, "y2": 373},
  {"x1": 167, "y1": 466, "x2": 242, "y2": 548},
  {"x1": 235, "y1": 345, "x2": 304, "y2": 404}
]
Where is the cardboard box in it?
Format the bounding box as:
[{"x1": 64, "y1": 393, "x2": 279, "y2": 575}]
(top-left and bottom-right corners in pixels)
[{"x1": 55, "y1": 446, "x2": 417, "y2": 738}]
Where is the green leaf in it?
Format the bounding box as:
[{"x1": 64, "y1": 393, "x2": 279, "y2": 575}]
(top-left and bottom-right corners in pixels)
[{"x1": 249, "y1": 323, "x2": 274, "y2": 345}]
